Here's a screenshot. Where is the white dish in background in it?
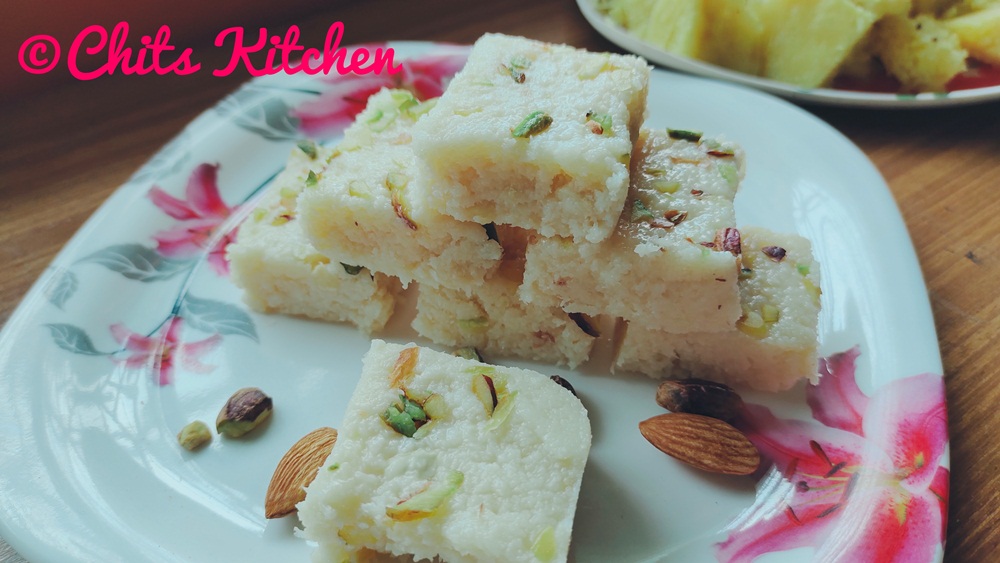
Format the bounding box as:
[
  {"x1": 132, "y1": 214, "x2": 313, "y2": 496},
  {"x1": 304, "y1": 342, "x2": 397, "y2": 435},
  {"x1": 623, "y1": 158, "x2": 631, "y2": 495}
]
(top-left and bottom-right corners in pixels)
[
  {"x1": 0, "y1": 42, "x2": 948, "y2": 562},
  {"x1": 577, "y1": 0, "x2": 1000, "y2": 108}
]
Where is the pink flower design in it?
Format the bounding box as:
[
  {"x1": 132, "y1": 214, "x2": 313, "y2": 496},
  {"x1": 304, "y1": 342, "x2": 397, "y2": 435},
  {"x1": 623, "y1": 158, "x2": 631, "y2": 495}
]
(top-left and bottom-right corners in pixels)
[
  {"x1": 148, "y1": 163, "x2": 238, "y2": 275},
  {"x1": 110, "y1": 316, "x2": 222, "y2": 386},
  {"x1": 292, "y1": 44, "x2": 470, "y2": 137},
  {"x1": 717, "y1": 347, "x2": 949, "y2": 562}
]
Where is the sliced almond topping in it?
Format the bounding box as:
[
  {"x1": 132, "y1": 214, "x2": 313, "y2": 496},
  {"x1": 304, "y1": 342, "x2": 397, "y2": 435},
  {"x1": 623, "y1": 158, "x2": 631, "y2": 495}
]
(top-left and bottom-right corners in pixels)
[{"x1": 389, "y1": 347, "x2": 420, "y2": 389}]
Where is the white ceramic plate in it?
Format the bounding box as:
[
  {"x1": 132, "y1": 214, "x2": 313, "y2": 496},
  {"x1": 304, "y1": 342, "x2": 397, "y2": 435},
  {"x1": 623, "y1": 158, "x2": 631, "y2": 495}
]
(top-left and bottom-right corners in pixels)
[
  {"x1": 0, "y1": 42, "x2": 949, "y2": 562},
  {"x1": 577, "y1": 0, "x2": 1000, "y2": 108}
]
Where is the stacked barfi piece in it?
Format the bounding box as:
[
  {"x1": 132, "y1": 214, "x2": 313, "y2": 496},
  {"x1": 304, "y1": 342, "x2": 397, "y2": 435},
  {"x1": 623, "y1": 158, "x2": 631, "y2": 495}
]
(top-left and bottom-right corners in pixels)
[
  {"x1": 228, "y1": 33, "x2": 821, "y2": 391},
  {"x1": 408, "y1": 34, "x2": 651, "y2": 368}
]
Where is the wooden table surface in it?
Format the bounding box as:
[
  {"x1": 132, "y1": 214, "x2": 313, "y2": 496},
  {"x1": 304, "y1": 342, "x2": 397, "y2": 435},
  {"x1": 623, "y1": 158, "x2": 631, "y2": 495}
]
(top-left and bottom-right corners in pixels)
[{"x1": 1, "y1": 1, "x2": 998, "y2": 561}]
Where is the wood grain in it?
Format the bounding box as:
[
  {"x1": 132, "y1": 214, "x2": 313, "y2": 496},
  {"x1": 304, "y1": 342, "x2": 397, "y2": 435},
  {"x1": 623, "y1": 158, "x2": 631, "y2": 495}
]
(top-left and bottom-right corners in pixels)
[{"x1": 1, "y1": 1, "x2": 998, "y2": 561}]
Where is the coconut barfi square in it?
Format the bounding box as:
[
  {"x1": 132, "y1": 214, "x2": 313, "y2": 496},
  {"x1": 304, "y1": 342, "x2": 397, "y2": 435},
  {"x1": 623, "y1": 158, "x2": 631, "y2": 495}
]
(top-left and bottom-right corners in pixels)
[
  {"x1": 298, "y1": 89, "x2": 502, "y2": 289},
  {"x1": 520, "y1": 128, "x2": 745, "y2": 334},
  {"x1": 298, "y1": 340, "x2": 592, "y2": 563},
  {"x1": 411, "y1": 33, "x2": 650, "y2": 243},
  {"x1": 614, "y1": 227, "x2": 822, "y2": 392},
  {"x1": 413, "y1": 226, "x2": 598, "y2": 368},
  {"x1": 227, "y1": 145, "x2": 401, "y2": 334}
]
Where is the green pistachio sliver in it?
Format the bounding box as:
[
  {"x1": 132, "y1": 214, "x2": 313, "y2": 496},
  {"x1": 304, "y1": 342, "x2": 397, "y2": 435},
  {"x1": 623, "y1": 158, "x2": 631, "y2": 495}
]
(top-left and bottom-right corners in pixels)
[
  {"x1": 486, "y1": 391, "x2": 518, "y2": 431},
  {"x1": 738, "y1": 267, "x2": 754, "y2": 280},
  {"x1": 390, "y1": 90, "x2": 417, "y2": 106},
  {"x1": 651, "y1": 180, "x2": 681, "y2": 194},
  {"x1": 459, "y1": 317, "x2": 489, "y2": 331},
  {"x1": 385, "y1": 470, "x2": 464, "y2": 521},
  {"x1": 803, "y1": 278, "x2": 822, "y2": 306},
  {"x1": 400, "y1": 394, "x2": 427, "y2": 422},
  {"x1": 347, "y1": 180, "x2": 370, "y2": 199},
  {"x1": 296, "y1": 140, "x2": 318, "y2": 159},
  {"x1": 382, "y1": 405, "x2": 417, "y2": 437},
  {"x1": 251, "y1": 208, "x2": 268, "y2": 223},
  {"x1": 668, "y1": 128, "x2": 703, "y2": 142},
  {"x1": 797, "y1": 263, "x2": 811, "y2": 276},
  {"x1": 718, "y1": 162, "x2": 739, "y2": 188},
  {"x1": 532, "y1": 526, "x2": 558, "y2": 562},
  {"x1": 327, "y1": 463, "x2": 340, "y2": 471},
  {"x1": 631, "y1": 199, "x2": 655, "y2": 221},
  {"x1": 762, "y1": 304, "x2": 781, "y2": 323},
  {"x1": 453, "y1": 347, "x2": 483, "y2": 361},
  {"x1": 398, "y1": 97, "x2": 419, "y2": 114},
  {"x1": 341, "y1": 263, "x2": 363, "y2": 275},
  {"x1": 408, "y1": 97, "x2": 438, "y2": 118},
  {"x1": 737, "y1": 310, "x2": 768, "y2": 339},
  {"x1": 510, "y1": 55, "x2": 531, "y2": 70},
  {"x1": 512, "y1": 111, "x2": 553, "y2": 138},
  {"x1": 366, "y1": 106, "x2": 399, "y2": 132},
  {"x1": 465, "y1": 365, "x2": 497, "y2": 376},
  {"x1": 305, "y1": 170, "x2": 319, "y2": 188}
]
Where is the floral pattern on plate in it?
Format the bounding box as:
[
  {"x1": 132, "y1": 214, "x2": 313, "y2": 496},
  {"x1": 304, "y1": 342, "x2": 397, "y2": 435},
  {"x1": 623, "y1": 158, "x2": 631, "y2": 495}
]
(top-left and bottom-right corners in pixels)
[{"x1": 719, "y1": 348, "x2": 949, "y2": 562}]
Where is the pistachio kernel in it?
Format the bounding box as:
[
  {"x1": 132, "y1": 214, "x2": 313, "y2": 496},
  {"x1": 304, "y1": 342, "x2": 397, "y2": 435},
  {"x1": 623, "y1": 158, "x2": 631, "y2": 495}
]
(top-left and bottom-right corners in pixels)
[
  {"x1": 667, "y1": 128, "x2": 703, "y2": 142},
  {"x1": 296, "y1": 140, "x2": 318, "y2": 159},
  {"x1": 216, "y1": 388, "x2": 273, "y2": 438},
  {"x1": 512, "y1": 111, "x2": 553, "y2": 138},
  {"x1": 341, "y1": 263, "x2": 364, "y2": 275},
  {"x1": 177, "y1": 420, "x2": 212, "y2": 451}
]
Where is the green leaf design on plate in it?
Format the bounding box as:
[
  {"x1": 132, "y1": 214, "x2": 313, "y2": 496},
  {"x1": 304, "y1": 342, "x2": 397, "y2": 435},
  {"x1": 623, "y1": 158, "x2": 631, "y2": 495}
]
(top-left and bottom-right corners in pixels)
[
  {"x1": 78, "y1": 244, "x2": 192, "y2": 282},
  {"x1": 45, "y1": 269, "x2": 78, "y2": 310},
  {"x1": 45, "y1": 324, "x2": 107, "y2": 356},
  {"x1": 181, "y1": 294, "x2": 258, "y2": 341},
  {"x1": 217, "y1": 87, "x2": 301, "y2": 141}
]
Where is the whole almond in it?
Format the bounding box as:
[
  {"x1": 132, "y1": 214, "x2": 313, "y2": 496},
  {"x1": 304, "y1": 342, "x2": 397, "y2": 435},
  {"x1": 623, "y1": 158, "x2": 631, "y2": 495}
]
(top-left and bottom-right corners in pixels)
[
  {"x1": 639, "y1": 413, "x2": 759, "y2": 475},
  {"x1": 265, "y1": 427, "x2": 338, "y2": 518}
]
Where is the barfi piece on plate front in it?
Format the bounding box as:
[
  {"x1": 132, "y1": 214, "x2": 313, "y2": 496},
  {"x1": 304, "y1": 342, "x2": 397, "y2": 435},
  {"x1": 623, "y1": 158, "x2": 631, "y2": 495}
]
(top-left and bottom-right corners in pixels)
[
  {"x1": 412, "y1": 33, "x2": 650, "y2": 243},
  {"x1": 298, "y1": 341, "x2": 592, "y2": 563}
]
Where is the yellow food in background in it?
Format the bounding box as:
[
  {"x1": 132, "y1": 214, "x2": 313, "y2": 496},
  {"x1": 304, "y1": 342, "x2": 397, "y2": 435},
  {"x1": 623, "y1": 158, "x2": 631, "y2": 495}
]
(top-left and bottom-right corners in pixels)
[
  {"x1": 597, "y1": 0, "x2": 1000, "y2": 92},
  {"x1": 874, "y1": 15, "x2": 968, "y2": 91},
  {"x1": 945, "y1": 6, "x2": 1000, "y2": 64}
]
